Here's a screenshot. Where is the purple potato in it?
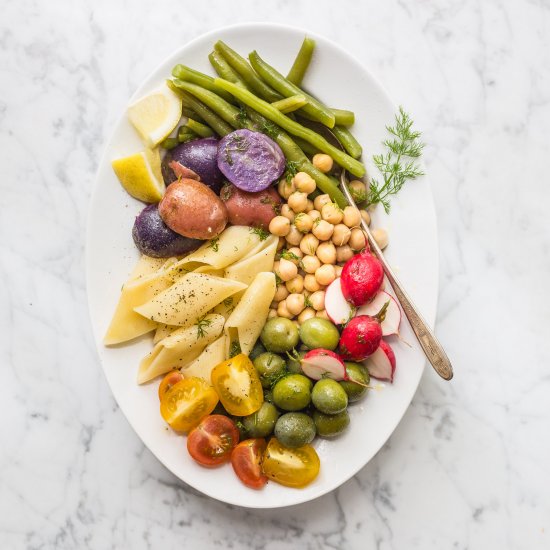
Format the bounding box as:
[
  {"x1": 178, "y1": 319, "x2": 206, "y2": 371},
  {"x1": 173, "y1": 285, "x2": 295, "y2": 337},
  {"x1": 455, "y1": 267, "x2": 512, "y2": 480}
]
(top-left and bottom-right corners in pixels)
[
  {"x1": 161, "y1": 137, "x2": 224, "y2": 193},
  {"x1": 217, "y1": 129, "x2": 285, "y2": 192},
  {"x1": 132, "y1": 204, "x2": 203, "y2": 258}
]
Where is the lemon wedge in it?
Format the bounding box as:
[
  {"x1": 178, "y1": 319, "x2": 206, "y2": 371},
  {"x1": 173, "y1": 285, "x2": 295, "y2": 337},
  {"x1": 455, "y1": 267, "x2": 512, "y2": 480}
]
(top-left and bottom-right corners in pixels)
[
  {"x1": 127, "y1": 84, "x2": 182, "y2": 146},
  {"x1": 111, "y1": 148, "x2": 165, "y2": 203}
]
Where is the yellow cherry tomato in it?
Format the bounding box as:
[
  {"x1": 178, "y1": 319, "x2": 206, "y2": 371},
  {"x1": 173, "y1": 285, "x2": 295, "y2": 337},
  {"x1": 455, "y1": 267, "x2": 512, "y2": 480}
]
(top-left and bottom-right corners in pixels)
[
  {"x1": 262, "y1": 438, "x2": 320, "y2": 488},
  {"x1": 211, "y1": 354, "x2": 263, "y2": 416},
  {"x1": 160, "y1": 377, "x2": 218, "y2": 433}
]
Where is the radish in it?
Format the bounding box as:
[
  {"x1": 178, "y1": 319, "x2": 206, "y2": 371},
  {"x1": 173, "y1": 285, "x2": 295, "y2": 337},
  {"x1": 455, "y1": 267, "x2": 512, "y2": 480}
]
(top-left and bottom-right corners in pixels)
[
  {"x1": 325, "y1": 278, "x2": 354, "y2": 325},
  {"x1": 301, "y1": 349, "x2": 347, "y2": 381},
  {"x1": 364, "y1": 340, "x2": 396, "y2": 382},
  {"x1": 357, "y1": 291, "x2": 401, "y2": 336},
  {"x1": 340, "y1": 252, "x2": 384, "y2": 307}
]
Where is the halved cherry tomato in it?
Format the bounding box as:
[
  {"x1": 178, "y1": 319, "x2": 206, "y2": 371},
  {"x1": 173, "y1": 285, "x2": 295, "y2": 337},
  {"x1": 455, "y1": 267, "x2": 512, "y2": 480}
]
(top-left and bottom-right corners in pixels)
[
  {"x1": 231, "y1": 438, "x2": 268, "y2": 489},
  {"x1": 262, "y1": 438, "x2": 320, "y2": 488},
  {"x1": 187, "y1": 415, "x2": 240, "y2": 466},
  {"x1": 160, "y1": 377, "x2": 218, "y2": 433},
  {"x1": 211, "y1": 354, "x2": 263, "y2": 416},
  {"x1": 158, "y1": 370, "x2": 184, "y2": 400}
]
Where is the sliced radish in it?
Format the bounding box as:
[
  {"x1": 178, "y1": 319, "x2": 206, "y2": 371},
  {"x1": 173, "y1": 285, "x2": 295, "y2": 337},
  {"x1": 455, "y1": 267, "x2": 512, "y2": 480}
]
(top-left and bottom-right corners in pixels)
[
  {"x1": 364, "y1": 340, "x2": 396, "y2": 382},
  {"x1": 325, "y1": 278, "x2": 353, "y2": 325},
  {"x1": 357, "y1": 291, "x2": 401, "y2": 336},
  {"x1": 301, "y1": 349, "x2": 347, "y2": 381}
]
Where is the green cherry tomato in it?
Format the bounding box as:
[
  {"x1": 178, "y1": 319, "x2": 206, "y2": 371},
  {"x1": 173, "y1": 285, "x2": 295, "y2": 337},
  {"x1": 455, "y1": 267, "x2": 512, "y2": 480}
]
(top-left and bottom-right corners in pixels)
[
  {"x1": 272, "y1": 374, "x2": 312, "y2": 411},
  {"x1": 253, "y1": 352, "x2": 287, "y2": 388},
  {"x1": 242, "y1": 402, "x2": 280, "y2": 438},
  {"x1": 299, "y1": 318, "x2": 340, "y2": 350},
  {"x1": 313, "y1": 409, "x2": 350, "y2": 437},
  {"x1": 274, "y1": 412, "x2": 316, "y2": 448},
  {"x1": 261, "y1": 317, "x2": 300, "y2": 353},
  {"x1": 339, "y1": 362, "x2": 369, "y2": 402},
  {"x1": 311, "y1": 378, "x2": 348, "y2": 414}
]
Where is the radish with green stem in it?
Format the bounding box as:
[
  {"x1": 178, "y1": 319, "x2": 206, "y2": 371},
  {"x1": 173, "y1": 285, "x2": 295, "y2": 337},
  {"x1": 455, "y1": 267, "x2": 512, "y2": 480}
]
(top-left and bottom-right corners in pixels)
[{"x1": 357, "y1": 291, "x2": 401, "y2": 336}]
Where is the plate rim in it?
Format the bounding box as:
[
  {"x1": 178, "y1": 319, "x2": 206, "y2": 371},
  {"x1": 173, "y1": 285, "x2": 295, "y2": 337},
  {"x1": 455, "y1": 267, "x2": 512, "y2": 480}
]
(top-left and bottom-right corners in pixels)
[{"x1": 85, "y1": 21, "x2": 439, "y2": 509}]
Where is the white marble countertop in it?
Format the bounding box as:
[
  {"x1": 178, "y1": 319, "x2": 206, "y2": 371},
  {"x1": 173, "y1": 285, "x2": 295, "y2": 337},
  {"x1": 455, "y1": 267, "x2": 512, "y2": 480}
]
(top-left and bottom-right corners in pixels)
[{"x1": 2, "y1": 1, "x2": 549, "y2": 548}]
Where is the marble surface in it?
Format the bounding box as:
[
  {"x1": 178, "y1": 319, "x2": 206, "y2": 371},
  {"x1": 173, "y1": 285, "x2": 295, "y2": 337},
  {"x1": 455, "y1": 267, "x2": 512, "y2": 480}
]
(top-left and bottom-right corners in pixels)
[{"x1": 1, "y1": 0, "x2": 549, "y2": 548}]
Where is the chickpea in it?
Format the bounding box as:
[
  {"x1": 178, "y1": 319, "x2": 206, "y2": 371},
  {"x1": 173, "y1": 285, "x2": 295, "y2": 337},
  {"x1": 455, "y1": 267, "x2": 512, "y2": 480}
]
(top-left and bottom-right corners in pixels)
[
  {"x1": 278, "y1": 258, "x2": 298, "y2": 281},
  {"x1": 336, "y1": 245, "x2": 354, "y2": 263},
  {"x1": 316, "y1": 309, "x2": 331, "y2": 321},
  {"x1": 285, "y1": 274, "x2": 304, "y2": 294},
  {"x1": 308, "y1": 209, "x2": 321, "y2": 221},
  {"x1": 277, "y1": 178, "x2": 296, "y2": 200},
  {"x1": 274, "y1": 284, "x2": 290, "y2": 302},
  {"x1": 343, "y1": 206, "x2": 361, "y2": 228},
  {"x1": 287, "y1": 247, "x2": 304, "y2": 262},
  {"x1": 332, "y1": 224, "x2": 351, "y2": 246},
  {"x1": 285, "y1": 225, "x2": 303, "y2": 246},
  {"x1": 360, "y1": 209, "x2": 371, "y2": 226},
  {"x1": 269, "y1": 215, "x2": 291, "y2": 237},
  {"x1": 349, "y1": 227, "x2": 367, "y2": 251},
  {"x1": 268, "y1": 308, "x2": 278, "y2": 319},
  {"x1": 315, "y1": 264, "x2": 336, "y2": 286},
  {"x1": 304, "y1": 274, "x2": 322, "y2": 293},
  {"x1": 348, "y1": 180, "x2": 367, "y2": 203},
  {"x1": 277, "y1": 237, "x2": 285, "y2": 251},
  {"x1": 309, "y1": 290, "x2": 326, "y2": 311},
  {"x1": 312, "y1": 153, "x2": 334, "y2": 173},
  {"x1": 316, "y1": 241, "x2": 337, "y2": 264},
  {"x1": 312, "y1": 219, "x2": 334, "y2": 241},
  {"x1": 372, "y1": 227, "x2": 389, "y2": 250},
  {"x1": 286, "y1": 293, "x2": 306, "y2": 316},
  {"x1": 298, "y1": 307, "x2": 316, "y2": 324},
  {"x1": 321, "y1": 203, "x2": 344, "y2": 225},
  {"x1": 293, "y1": 172, "x2": 317, "y2": 194},
  {"x1": 334, "y1": 265, "x2": 344, "y2": 277},
  {"x1": 305, "y1": 199, "x2": 315, "y2": 212},
  {"x1": 299, "y1": 233, "x2": 319, "y2": 255},
  {"x1": 277, "y1": 299, "x2": 293, "y2": 319},
  {"x1": 281, "y1": 203, "x2": 295, "y2": 222},
  {"x1": 294, "y1": 213, "x2": 313, "y2": 233},
  {"x1": 288, "y1": 192, "x2": 308, "y2": 213},
  {"x1": 313, "y1": 193, "x2": 332, "y2": 211},
  {"x1": 302, "y1": 254, "x2": 321, "y2": 274}
]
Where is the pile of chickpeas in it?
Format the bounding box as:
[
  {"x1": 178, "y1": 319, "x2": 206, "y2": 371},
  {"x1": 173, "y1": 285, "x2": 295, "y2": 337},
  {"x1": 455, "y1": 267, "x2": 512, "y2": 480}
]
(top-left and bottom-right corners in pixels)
[{"x1": 267, "y1": 153, "x2": 389, "y2": 325}]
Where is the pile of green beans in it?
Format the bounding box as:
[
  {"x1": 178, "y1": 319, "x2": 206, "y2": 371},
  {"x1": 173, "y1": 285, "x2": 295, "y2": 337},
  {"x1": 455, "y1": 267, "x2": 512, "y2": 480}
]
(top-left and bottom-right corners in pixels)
[{"x1": 167, "y1": 36, "x2": 366, "y2": 204}]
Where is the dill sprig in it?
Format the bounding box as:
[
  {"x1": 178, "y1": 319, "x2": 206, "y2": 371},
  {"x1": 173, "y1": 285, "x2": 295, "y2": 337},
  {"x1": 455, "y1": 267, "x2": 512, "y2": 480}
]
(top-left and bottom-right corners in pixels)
[
  {"x1": 222, "y1": 297, "x2": 235, "y2": 314},
  {"x1": 285, "y1": 160, "x2": 300, "y2": 182},
  {"x1": 195, "y1": 314, "x2": 213, "y2": 339},
  {"x1": 261, "y1": 120, "x2": 279, "y2": 139},
  {"x1": 368, "y1": 107, "x2": 425, "y2": 213},
  {"x1": 250, "y1": 227, "x2": 269, "y2": 241},
  {"x1": 208, "y1": 237, "x2": 220, "y2": 252}
]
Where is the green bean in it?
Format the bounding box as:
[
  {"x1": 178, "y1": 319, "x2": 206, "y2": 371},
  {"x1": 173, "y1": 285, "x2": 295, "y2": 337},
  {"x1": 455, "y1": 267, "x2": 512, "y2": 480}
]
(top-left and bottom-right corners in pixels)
[
  {"x1": 168, "y1": 81, "x2": 233, "y2": 136},
  {"x1": 181, "y1": 106, "x2": 204, "y2": 123},
  {"x1": 171, "y1": 64, "x2": 235, "y2": 103},
  {"x1": 185, "y1": 118, "x2": 215, "y2": 138},
  {"x1": 287, "y1": 37, "x2": 316, "y2": 86},
  {"x1": 214, "y1": 78, "x2": 365, "y2": 178},
  {"x1": 331, "y1": 108, "x2": 355, "y2": 127},
  {"x1": 214, "y1": 41, "x2": 282, "y2": 102},
  {"x1": 208, "y1": 51, "x2": 246, "y2": 87},
  {"x1": 293, "y1": 136, "x2": 321, "y2": 157},
  {"x1": 161, "y1": 137, "x2": 179, "y2": 150},
  {"x1": 177, "y1": 127, "x2": 198, "y2": 143},
  {"x1": 332, "y1": 125, "x2": 363, "y2": 159},
  {"x1": 249, "y1": 50, "x2": 335, "y2": 129},
  {"x1": 271, "y1": 94, "x2": 308, "y2": 114}
]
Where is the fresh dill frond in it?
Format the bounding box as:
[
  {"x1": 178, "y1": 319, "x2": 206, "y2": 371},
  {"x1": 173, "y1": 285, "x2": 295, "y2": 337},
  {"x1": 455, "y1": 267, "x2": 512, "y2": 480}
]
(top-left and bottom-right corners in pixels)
[
  {"x1": 279, "y1": 249, "x2": 300, "y2": 262},
  {"x1": 222, "y1": 296, "x2": 235, "y2": 314},
  {"x1": 229, "y1": 340, "x2": 242, "y2": 358},
  {"x1": 261, "y1": 120, "x2": 279, "y2": 139},
  {"x1": 285, "y1": 160, "x2": 300, "y2": 182},
  {"x1": 367, "y1": 106, "x2": 425, "y2": 213},
  {"x1": 236, "y1": 105, "x2": 249, "y2": 125},
  {"x1": 208, "y1": 237, "x2": 220, "y2": 252},
  {"x1": 304, "y1": 294, "x2": 313, "y2": 309},
  {"x1": 195, "y1": 314, "x2": 213, "y2": 339},
  {"x1": 250, "y1": 226, "x2": 269, "y2": 241}
]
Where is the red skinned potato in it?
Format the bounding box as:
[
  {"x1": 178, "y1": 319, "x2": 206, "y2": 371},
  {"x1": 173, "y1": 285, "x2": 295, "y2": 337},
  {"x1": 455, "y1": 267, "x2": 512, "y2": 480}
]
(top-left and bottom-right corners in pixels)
[
  {"x1": 220, "y1": 183, "x2": 281, "y2": 230},
  {"x1": 159, "y1": 178, "x2": 228, "y2": 240}
]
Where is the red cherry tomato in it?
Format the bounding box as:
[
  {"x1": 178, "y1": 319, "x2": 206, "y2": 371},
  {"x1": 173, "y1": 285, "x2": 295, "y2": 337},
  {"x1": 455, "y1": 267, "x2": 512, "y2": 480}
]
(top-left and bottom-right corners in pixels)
[
  {"x1": 187, "y1": 415, "x2": 240, "y2": 467},
  {"x1": 158, "y1": 370, "x2": 184, "y2": 400},
  {"x1": 231, "y1": 439, "x2": 268, "y2": 489}
]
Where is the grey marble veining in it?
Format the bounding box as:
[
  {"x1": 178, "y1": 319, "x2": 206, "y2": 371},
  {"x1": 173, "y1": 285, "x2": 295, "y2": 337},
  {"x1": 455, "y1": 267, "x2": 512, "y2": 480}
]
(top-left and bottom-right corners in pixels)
[{"x1": 1, "y1": 0, "x2": 549, "y2": 548}]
